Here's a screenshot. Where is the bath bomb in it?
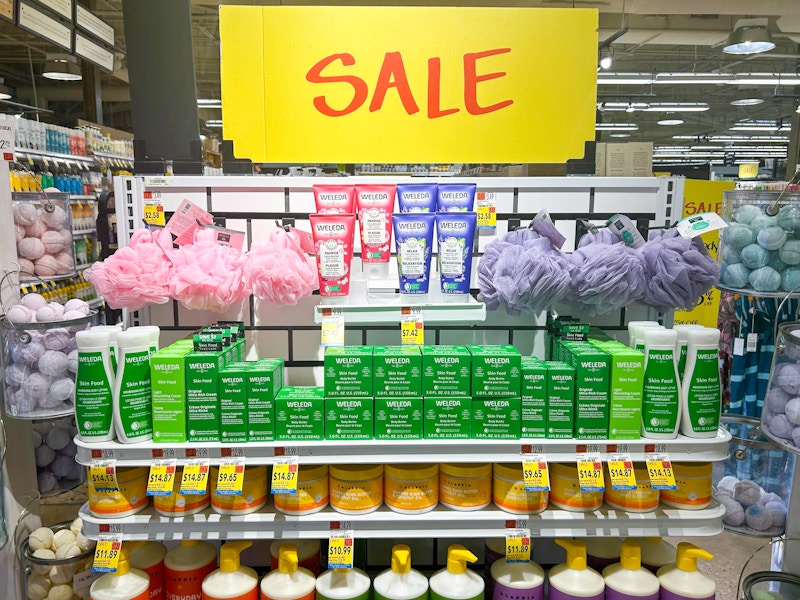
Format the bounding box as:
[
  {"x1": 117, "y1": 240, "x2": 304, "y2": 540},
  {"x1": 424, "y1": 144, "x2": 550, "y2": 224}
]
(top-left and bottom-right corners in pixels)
[
  {"x1": 11, "y1": 340, "x2": 45, "y2": 365},
  {"x1": 783, "y1": 268, "x2": 800, "y2": 292},
  {"x1": 37, "y1": 392, "x2": 65, "y2": 410},
  {"x1": 44, "y1": 329, "x2": 71, "y2": 351},
  {"x1": 717, "y1": 475, "x2": 739, "y2": 494},
  {"x1": 61, "y1": 310, "x2": 85, "y2": 322},
  {"x1": 21, "y1": 293, "x2": 47, "y2": 311},
  {"x1": 27, "y1": 574, "x2": 51, "y2": 600},
  {"x1": 32, "y1": 546, "x2": 56, "y2": 562},
  {"x1": 67, "y1": 349, "x2": 78, "y2": 374},
  {"x1": 27, "y1": 371, "x2": 51, "y2": 395},
  {"x1": 768, "y1": 413, "x2": 793, "y2": 439},
  {"x1": 758, "y1": 226, "x2": 787, "y2": 250},
  {"x1": 750, "y1": 266, "x2": 782, "y2": 292},
  {"x1": 76, "y1": 531, "x2": 94, "y2": 552},
  {"x1": 35, "y1": 305, "x2": 58, "y2": 323},
  {"x1": 52, "y1": 455, "x2": 80, "y2": 480},
  {"x1": 18, "y1": 258, "x2": 35, "y2": 278},
  {"x1": 41, "y1": 230, "x2": 68, "y2": 254},
  {"x1": 723, "y1": 263, "x2": 751, "y2": 288},
  {"x1": 4, "y1": 364, "x2": 27, "y2": 387},
  {"x1": 18, "y1": 237, "x2": 45, "y2": 261},
  {"x1": 734, "y1": 480, "x2": 763, "y2": 507},
  {"x1": 48, "y1": 303, "x2": 65, "y2": 320},
  {"x1": 35, "y1": 444, "x2": 55, "y2": 467},
  {"x1": 63, "y1": 298, "x2": 89, "y2": 314},
  {"x1": 779, "y1": 206, "x2": 800, "y2": 230},
  {"x1": 792, "y1": 426, "x2": 800, "y2": 448},
  {"x1": 751, "y1": 214, "x2": 779, "y2": 231},
  {"x1": 741, "y1": 244, "x2": 769, "y2": 269},
  {"x1": 778, "y1": 364, "x2": 800, "y2": 394},
  {"x1": 40, "y1": 205, "x2": 67, "y2": 229},
  {"x1": 13, "y1": 203, "x2": 38, "y2": 226},
  {"x1": 46, "y1": 584, "x2": 73, "y2": 600},
  {"x1": 52, "y1": 529, "x2": 76, "y2": 551},
  {"x1": 28, "y1": 527, "x2": 55, "y2": 551},
  {"x1": 30, "y1": 547, "x2": 56, "y2": 575},
  {"x1": 11, "y1": 389, "x2": 36, "y2": 415},
  {"x1": 34, "y1": 255, "x2": 59, "y2": 278},
  {"x1": 32, "y1": 430, "x2": 42, "y2": 448},
  {"x1": 734, "y1": 204, "x2": 762, "y2": 225},
  {"x1": 25, "y1": 219, "x2": 47, "y2": 238},
  {"x1": 720, "y1": 495, "x2": 745, "y2": 526},
  {"x1": 48, "y1": 563, "x2": 76, "y2": 585},
  {"x1": 767, "y1": 251, "x2": 785, "y2": 272},
  {"x1": 38, "y1": 351, "x2": 69, "y2": 377},
  {"x1": 69, "y1": 517, "x2": 82, "y2": 536},
  {"x1": 45, "y1": 426, "x2": 71, "y2": 450},
  {"x1": 54, "y1": 542, "x2": 81, "y2": 560},
  {"x1": 7, "y1": 304, "x2": 33, "y2": 323},
  {"x1": 722, "y1": 245, "x2": 742, "y2": 264},
  {"x1": 765, "y1": 501, "x2": 787, "y2": 528},
  {"x1": 14, "y1": 223, "x2": 25, "y2": 243},
  {"x1": 760, "y1": 492, "x2": 783, "y2": 506},
  {"x1": 53, "y1": 252, "x2": 73, "y2": 274},
  {"x1": 49, "y1": 377, "x2": 75, "y2": 403},
  {"x1": 786, "y1": 397, "x2": 800, "y2": 425},
  {"x1": 745, "y1": 504, "x2": 774, "y2": 531},
  {"x1": 58, "y1": 438, "x2": 77, "y2": 459},
  {"x1": 724, "y1": 223, "x2": 756, "y2": 250}
]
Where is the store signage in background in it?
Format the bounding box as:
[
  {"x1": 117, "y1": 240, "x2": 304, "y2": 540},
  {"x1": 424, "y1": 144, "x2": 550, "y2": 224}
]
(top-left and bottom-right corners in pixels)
[
  {"x1": 0, "y1": 118, "x2": 16, "y2": 161},
  {"x1": 673, "y1": 179, "x2": 735, "y2": 328},
  {"x1": 75, "y1": 4, "x2": 114, "y2": 46},
  {"x1": 220, "y1": 6, "x2": 598, "y2": 163},
  {"x1": 75, "y1": 32, "x2": 114, "y2": 72},
  {"x1": 0, "y1": 0, "x2": 15, "y2": 23},
  {"x1": 17, "y1": 1, "x2": 72, "y2": 51},
  {"x1": 29, "y1": 0, "x2": 71, "y2": 20},
  {"x1": 738, "y1": 163, "x2": 759, "y2": 179}
]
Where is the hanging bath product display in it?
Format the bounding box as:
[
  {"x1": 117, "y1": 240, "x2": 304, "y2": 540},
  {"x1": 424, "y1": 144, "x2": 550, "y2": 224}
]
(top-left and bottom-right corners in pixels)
[{"x1": 761, "y1": 321, "x2": 800, "y2": 452}]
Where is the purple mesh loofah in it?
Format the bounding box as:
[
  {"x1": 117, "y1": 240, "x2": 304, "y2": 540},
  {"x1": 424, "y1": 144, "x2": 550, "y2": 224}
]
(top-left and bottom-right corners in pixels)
[
  {"x1": 638, "y1": 229, "x2": 721, "y2": 311},
  {"x1": 576, "y1": 227, "x2": 618, "y2": 248}
]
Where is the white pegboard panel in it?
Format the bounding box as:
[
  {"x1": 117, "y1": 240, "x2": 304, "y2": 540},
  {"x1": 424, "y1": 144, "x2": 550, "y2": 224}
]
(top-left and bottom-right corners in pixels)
[
  {"x1": 518, "y1": 189, "x2": 590, "y2": 213},
  {"x1": 289, "y1": 189, "x2": 316, "y2": 213},
  {"x1": 594, "y1": 188, "x2": 658, "y2": 213},
  {"x1": 211, "y1": 187, "x2": 284, "y2": 214}
]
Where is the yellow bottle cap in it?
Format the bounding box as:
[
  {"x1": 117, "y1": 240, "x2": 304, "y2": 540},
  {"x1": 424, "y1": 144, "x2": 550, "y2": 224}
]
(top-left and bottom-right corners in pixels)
[
  {"x1": 619, "y1": 539, "x2": 642, "y2": 571},
  {"x1": 117, "y1": 541, "x2": 146, "y2": 577},
  {"x1": 220, "y1": 541, "x2": 252, "y2": 572},
  {"x1": 643, "y1": 537, "x2": 663, "y2": 544},
  {"x1": 278, "y1": 544, "x2": 299, "y2": 574},
  {"x1": 675, "y1": 542, "x2": 713, "y2": 572},
  {"x1": 446, "y1": 544, "x2": 477, "y2": 575},
  {"x1": 555, "y1": 539, "x2": 587, "y2": 570},
  {"x1": 181, "y1": 540, "x2": 199, "y2": 547},
  {"x1": 391, "y1": 544, "x2": 411, "y2": 575}
]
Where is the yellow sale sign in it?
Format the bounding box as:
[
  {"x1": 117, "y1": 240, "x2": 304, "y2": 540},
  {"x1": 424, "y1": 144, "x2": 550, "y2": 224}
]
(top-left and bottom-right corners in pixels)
[{"x1": 220, "y1": 6, "x2": 598, "y2": 163}]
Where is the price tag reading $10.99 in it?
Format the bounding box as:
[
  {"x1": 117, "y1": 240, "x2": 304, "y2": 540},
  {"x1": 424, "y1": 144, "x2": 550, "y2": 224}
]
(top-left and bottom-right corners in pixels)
[{"x1": 328, "y1": 528, "x2": 354, "y2": 569}]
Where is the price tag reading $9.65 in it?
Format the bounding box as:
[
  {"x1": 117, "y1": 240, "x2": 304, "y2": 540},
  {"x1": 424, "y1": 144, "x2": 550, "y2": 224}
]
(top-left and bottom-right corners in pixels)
[
  {"x1": 577, "y1": 456, "x2": 605, "y2": 492},
  {"x1": 146, "y1": 459, "x2": 177, "y2": 496},
  {"x1": 271, "y1": 457, "x2": 299, "y2": 494},
  {"x1": 215, "y1": 458, "x2": 245, "y2": 495},
  {"x1": 521, "y1": 454, "x2": 550, "y2": 492},
  {"x1": 92, "y1": 534, "x2": 123, "y2": 572},
  {"x1": 505, "y1": 527, "x2": 531, "y2": 563},
  {"x1": 89, "y1": 460, "x2": 119, "y2": 492},
  {"x1": 606, "y1": 454, "x2": 637, "y2": 491},
  {"x1": 328, "y1": 529, "x2": 355, "y2": 569},
  {"x1": 646, "y1": 453, "x2": 677, "y2": 490}
]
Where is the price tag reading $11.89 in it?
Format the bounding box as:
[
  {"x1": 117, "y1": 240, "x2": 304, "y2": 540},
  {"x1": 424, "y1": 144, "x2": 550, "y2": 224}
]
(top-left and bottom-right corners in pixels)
[
  {"x1": 505, "y1": 526, "x2": 531, "y2": 563},
  {"x1": 92, "y1": 534, "x2": 123, "y2": 573}
]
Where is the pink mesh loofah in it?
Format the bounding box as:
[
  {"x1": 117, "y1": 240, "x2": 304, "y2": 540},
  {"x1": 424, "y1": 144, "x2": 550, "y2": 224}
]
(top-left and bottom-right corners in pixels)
[
  {"x1": 169, "y1": 228, "x2": 251, "y2": 312},
  {"x1": 84, "y1": 228, "x2": 175, "y2": 311},
  {"x1": 245, "y1": 227, "x2": 318, "y2": 306}
]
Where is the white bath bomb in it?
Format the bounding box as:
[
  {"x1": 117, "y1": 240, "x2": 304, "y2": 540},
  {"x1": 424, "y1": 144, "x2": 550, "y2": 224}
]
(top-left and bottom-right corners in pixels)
[
  {"x1": 46, "y1": 584, "x2": 73, "y2": 600},
  {"x1": 41, "y1": 230, "x2": 68, "y2": 254},
  {"x1": 784, "y1": 398, "x2": 800, "y2": 425},
  {"x1": 69, "y1": 517, "x2": 82, "y2": 536},
  {"x1": 15, "y1": 223, "x2": 25, "y2": 243},
  {"x1": 11, "y1": 340, "x2": 46, "y2": 365},
  {"x1": 25, "y1": 219, "x2": 46, "y2": 238},
  {"x1": 26, "y1": 373, "x2": 52, "y2": 398},
  {"x1": 49, "y1": 563, "x2": 76, "y2": 585},
  {"x1": 67, "y1": 349, "x2": 78, "y2": 374},
  {"x1": 35, "y1": 445, "x2": 55, "y2": 467},
  {"x1": 35, "y1": 305, "x2": 58, "y2": 323},
  {"x1": 7, "y1": 304, "x2": 33, "y2": 323},
  {"x1": 40, "y1": 206, "x2": 66, "y2": 229},
  {"x1": 48, "y1": 303, "x2": 65, "y2": 320},
  {"x1": 54, "y1": 253, "x2": 74, "y2": 275},
  {"x1": 37, "y1": 393, "x2": 65, "y2": 411},
  {"x1": 22, "y1": 293, "x2": 47, "y2": 311},
  {"x1": 46, "y1": 427, "x2": 71, "y2": 450},
  {"x1": 52, "y1": 529, "x2": 76, "y2": 551},
  {"x1": 778, "y1": 363, "x2": 800, "y2": 394},
  {"x1": 32, "y1": 547, "x2": 56, "y2": 562},
  {"x1": 32, "y1": 430, "x2": 42, "y2": 448},
  {"x1": 767, "y1": 413, "x2": 794, "y2": 439},
  {"x1": 38, "y1": 351, "x2": 69, "y2": 377},
  {"x1": 49, "y1": 378, "x2": 74, "y2": 403},
  {"x1": 76, "y1": 532, "x2": 94, "y2": 552},
  {"x1": 734, "y1": 480, "x2": 764, "y2": 507},
  {"x1": 765, "y1": 501, "x2": 787, "y2": 528},
  {"x1": 54, "y1": 542, "x2": 81, "y2": 560},
  {"x1": 745, "y1": 504, "x2": 774, "y2": 531},
  {"x1": 64, "y1": 299, "x2": 89, "y2": 315},
  {"x1": 5, "y1": 364, "x2": 27, "y2": 387},
  {"x1": 44, "y1": 329, "x2": 71, "y2": 351},
  {"x1": 720, "y1": 495, "x2": 745, "y2": 526},
  {"x1": 13, "y1": 389, "x2": 37, "y2": 415},
  {"x1": 61, "y1": 310, "x2": 85, "y2": 322},
  {"x1": 27, "y1": 574, "x2": 51, "y2": 600},
  {"x1": 14, "y1": 203, "x2": 39, "y2": 226},
  {"x1": 28, "y1": 527, "x2": 55, "y2": 551},
  {"x1": 18, "y1": 237, "x2": 45, "y2": 261}
]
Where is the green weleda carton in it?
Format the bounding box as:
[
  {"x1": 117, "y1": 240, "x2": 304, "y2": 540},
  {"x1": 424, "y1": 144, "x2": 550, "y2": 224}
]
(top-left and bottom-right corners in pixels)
[
  {"x1": 324, "y1": 346, "x2": 373, "y2": 397},
  {"x1": 373, "y1": 345, "x2": 422, "y2": 397},
  {"x1": 421, "y1": 346, "x2": 471, "y2": 397},
  {"x1": 468, "y1": 345, "x2": 522, "y2": 397},
  {"x1": 423, "y1": 396, "x2": 471, "y2": 439},
  {"x1": 472, "y1": 397, "x2": 522, "y2": 439},
  {"x1": 275, "y1": 386, "x2": 324, "y2": 440},
  {"x1": 591, "y1": 340, "x2": 644, "y2": 440},
  {"x1": 186, "y1": 350, "x2": 226, "y2": 442},
  {"x1": 566, "y1": 343, "x2": 610, "y2": 440},
  {"x1": 219, "y1": 362, "x2": 250, "y2": 444},
  {"x1": 521, "y1": 357, "x2": 547, "y2": 438},
  {"x1": 374, "y1": 397, "x2": 423, "y2": 439},
  {"x1": 325, "y1": 397, "x2": 373, "y2": 440},
  {"x1": 543, "y1": 361, "x2": 575, "y2": 439},
  {"x1": 150, "y1": 345, "x2": 192, "y2": 443},
  {"x1": 246, "y1": 358, "x2": 283, "y2": 442}
]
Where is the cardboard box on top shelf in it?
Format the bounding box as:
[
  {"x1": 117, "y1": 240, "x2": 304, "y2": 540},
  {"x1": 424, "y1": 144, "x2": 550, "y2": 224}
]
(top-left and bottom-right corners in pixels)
[
  {"x1": 604, "y1": 142, "x2": 654, "y2": 177},
  {"x1": 595, "y1": 143, "x2": 607, "y2": 176}
]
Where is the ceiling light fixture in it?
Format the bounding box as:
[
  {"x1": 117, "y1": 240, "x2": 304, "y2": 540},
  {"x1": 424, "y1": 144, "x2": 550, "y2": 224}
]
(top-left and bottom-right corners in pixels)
[
  {"x1": 599, "y1": 47, "x2": 613, "y2": 70},
  {"x1": 197, "y1": 99, "x2": 222, "y2": 108},
  {"x1": 0, "y1": 78, "x2": 12, "y2": 100},
  {"x1": 595, "y1": 123, "x2": 639, "y2": 131},
  {"x1": 730, "y1": 124, "x2": 779, "y2": 132},
  {"x1": 654, "y1": 73, "x2": 733, "y2": 85},
  {"x1": 205, "y1": 119, "x2": 223, "y2": 128},
  {"x1": 730, "y1": 90, "x2": 764, "y2": 106},
  {"x1": 609, "y1": 133, "x2": 631, "y2": 138},
  {"x1": 723, "y1": 25, "x2": 775, "y2": 55},
  {"x1": 597, "y1": 73, "x2": 654, "y2": 85},
  {"x1": 658, "y1": 119, "x2": 684, "y2": 126},
  {"x1": 42, "y1": 54, "x2": 82, "y2": 81},
  {"x1": 646, "y1": 102, "x2": 710, "y2": 112}
]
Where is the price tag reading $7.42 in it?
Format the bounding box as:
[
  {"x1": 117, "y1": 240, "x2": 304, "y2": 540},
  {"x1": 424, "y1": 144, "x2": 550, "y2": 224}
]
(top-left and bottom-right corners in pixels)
[
  {"x1": 215, "y1": 458, "x2": 245, "y2": 495},
  {"x1": 400, "y1": 307, "x2": 424, "y2": 345}
]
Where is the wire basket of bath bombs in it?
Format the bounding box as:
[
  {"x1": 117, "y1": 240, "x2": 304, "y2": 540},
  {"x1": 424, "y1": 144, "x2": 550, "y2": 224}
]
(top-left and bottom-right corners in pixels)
[
  {"x1": 1, "y1": 280, "x2": 97, "y2": 419},
  {"x1": 713, "y1": 415, "x2": 794, "y2": 537},
  {"x1": 32, "y1": 416, "x2": 85, "y2": 495},
  {"x1": 12, "y1": 192, "x2": 77, "y2": 282},
  {"x1": 19, "y1": 518, "x2": 96, "y2": 600},
  {"x1": 718, "y1": 190, "x2": 800, "y2": 295},
  {"x1": 760, "y1": 321, "x2": 800, "y2": 454}
]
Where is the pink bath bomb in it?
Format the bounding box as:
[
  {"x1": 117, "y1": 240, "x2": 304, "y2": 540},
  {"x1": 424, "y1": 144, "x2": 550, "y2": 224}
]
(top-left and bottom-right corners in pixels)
[
  {"x1": 13, "y1": 203, "x2": 38, "y2": 226},
  {"x1": 38, "y1": 351, "x2": 69, "y2": 377},
  {"x1": 34, "y1": 256, "x2": 59, "y2": 278},
  {"x1": 35, "y1": 305, "x2": 57, "y2": 323},
  {"x1": 41, "y1": 230, "x2": 67, "y2": 254},
  {"x1": 44, "y1": 329, "x2": 71, "y2": 350},
  {"x1": 48, "y1": 303, "x2": 65, "y2": 320},
  {"x1": 54, "y1": 253, "x2": 74, "y2": 274},
  {"x1": 6, "y1": 305, "x2": 33, "y2": 323},
  {"x1": 58, "y1": 229, "x2": 72, "y2": 248},
  {"x1": 25, "y1": 219, "x2": 47, "y2": 238},
  {"x1": 61, "y1": 310, "x2": 85, "y2": 322},
  {"x1": 18, "y1": 258, "x2": 35, "y2": 277},
  {"x1": 21, "y1": 293, "x2": 47, "y2": 311},
  {"x1": 40, "y1": 206, "x2": 66, "y2": 229},
  {"x1": 18, "y1": 238, "x2": 45, "y2": 261},
  {"x1": 14, "y1": 224, "x2": 25, "y2": 243},
  {"x1": 63, "y1": 299, "x2": 89, "y2": 315}
]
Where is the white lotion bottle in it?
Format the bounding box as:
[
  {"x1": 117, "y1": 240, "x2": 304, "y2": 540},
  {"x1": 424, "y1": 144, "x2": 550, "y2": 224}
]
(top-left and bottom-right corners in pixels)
[
  {"x1": 113, "y1": 328, "x2": 154, "y2": 443},
  {"x1": 90, "y1": 541, "x2": 150, "y2": 600},
  {"x1": 602, "y1": 539, "x2": 659, "y2": 600},
  {"x1": 75, "y1": 329, "x2": 116, "y2": 442},
  {"x1": 681, "y1": 328, "x2": 722, "y2": 438},
  {"x1": 641, "y1": 328, "x2": 681, "y2": 439},
  {"x1": 202, "y1": 541, "x2": 258, "y2": 600},
  {"x1": 673, "y1": 324, "x2": 704, "y2": 379},
  {"x1": 657, "y1": 542, "x2": 715, "y2": 600},
  {"x1": 547, "y1": 539, "x2": 604, "y2": 600},
  {"x1": 373, "y1": 544, "x2": 429, "y2": 600}
]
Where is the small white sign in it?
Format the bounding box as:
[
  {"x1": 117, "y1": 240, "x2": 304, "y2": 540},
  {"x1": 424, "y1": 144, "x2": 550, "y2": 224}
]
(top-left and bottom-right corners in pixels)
[
  {"x1": 0, "y1": 118, "x2": 16, "y2": 161},
  {"x1": 676, "y1": 212, "x2": 728, "y2": 238}
]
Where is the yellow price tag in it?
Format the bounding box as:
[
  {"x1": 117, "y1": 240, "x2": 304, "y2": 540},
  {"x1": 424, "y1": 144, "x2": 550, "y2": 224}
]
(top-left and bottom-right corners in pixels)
[
  {"x1": 144, "y1": 202, "x2": 165, "y2": 226},
  {"x1": 522, "y1": 455, "x2": 550, "y2": 492},
  {"x1": 577, "y1": 458, "x2": 605, "y2": 492},
  {"x1": 216, "y1": 459, "x2": 245, "y2": 495},
  {"x1": 271, "y1": 458, "x2": 299, "y2": 494},
  {"x1": 607, "y1": 455, "x2": 637, "y2": 491},
  {"x1": 92, "y1": 535, "x2": 123, "y2": 572},
  {"x1": 328, "y1": 531, "x2": 354, "y2": 569},
  {"x1": 146, "y1": 460, "x2": 177, "y2": 496},
  {"x1": 505, "y1": 528, "x2": 531, "y2": 563},
  {"x1": 476, "y1": 192, "x2": 497, "y2": 229},
  {"x1": 321, "y1": 308, "x2": 345, "y2": 347},
  {"x1": 179, "y1": 459, "x2": 210, "y2": 495},
  {"x1": 89, "y1": 460, "x2": 118, "y2": 492},
  {"x1": 401, "y1": 308, "x2": 424, "y2": 345},
  {"x1": 646, "y1": 454, "x2": 677, "y2": 490}
]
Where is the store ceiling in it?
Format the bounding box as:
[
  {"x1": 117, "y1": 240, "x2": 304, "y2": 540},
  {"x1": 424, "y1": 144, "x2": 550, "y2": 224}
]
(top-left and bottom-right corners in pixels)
[{"x1": 0, "y1": 0, "x2": 798, "y2": 163}]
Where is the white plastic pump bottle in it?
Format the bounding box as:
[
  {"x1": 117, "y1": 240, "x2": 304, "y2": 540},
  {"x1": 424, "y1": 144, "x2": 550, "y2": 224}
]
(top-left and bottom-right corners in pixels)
[
  {"x1": 90, "y1": 541, "x2": 151, "y2": 600},
  {"x1": 429, "y1": 545, "x2": 484, "y2": 600},
  {"x1": 373, "y1": 544, "x2": 429, "y2": 600},
  {"x1": 602, "y1": 538, "x2": 659, "y2": 600},
  {"x1": 547, "y1": 539, "x2": 604, "y2": 600},
  {"x1": 260, "y1": 544, "x2": 317, "y2": 600},
  {"x1": 657, "y1": 542, "x2": 715, "y2": 600},
  {"x1": 201, "y1": 541, "x2": 258, "y2": 600}
]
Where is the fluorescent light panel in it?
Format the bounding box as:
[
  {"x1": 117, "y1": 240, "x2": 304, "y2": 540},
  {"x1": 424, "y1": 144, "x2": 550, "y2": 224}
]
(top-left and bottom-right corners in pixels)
[
  {"x1": 598, "y1": 72, "x2": 800, "y2": 86},
  {"x1": 595, "y1": 123, "x2": 639, "y2": 131}
]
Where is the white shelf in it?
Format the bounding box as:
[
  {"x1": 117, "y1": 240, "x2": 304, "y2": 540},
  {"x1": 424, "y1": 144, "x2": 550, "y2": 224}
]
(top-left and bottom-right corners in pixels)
[
  {"x1": 74, "y1": 429, "x2": 731, "y2": 467},
  {"x1": 16, "y1": 148, "x2": 94, "y2": 163},
  {"x1": 78, "y1": 501, "x2": 725, "y2": 541},
  {"x1": 70, "y1": 195, "x2": 98, "y2": 201}
]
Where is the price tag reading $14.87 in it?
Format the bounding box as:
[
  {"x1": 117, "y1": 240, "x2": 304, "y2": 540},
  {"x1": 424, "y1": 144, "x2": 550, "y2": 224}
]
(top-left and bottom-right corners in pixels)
[
  {"x1": 180, "y1": 459, "x2": 211, "y2": 495},
  {"x1": 271, "y1": 457, "x2": 299, "y2": 494},
  {"x1": 606, "y1": 454, "x2": 637, "y2": 491},
  {"x1": 146, "y1": 459, "x2": 177, "y2": 496},
  {"x1": 577, "y1": 454, "x2": 605, "y2": 492}
]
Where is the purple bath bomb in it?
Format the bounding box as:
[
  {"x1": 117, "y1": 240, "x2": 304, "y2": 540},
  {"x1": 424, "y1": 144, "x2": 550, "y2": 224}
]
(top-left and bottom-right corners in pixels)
[
  {"x1": 5, "y1": 364, "x2": 27, "y2": 387},
  {"x1": 38, "y1": 351, "x2": 69, "y2": 377},
  {"x1": 765, "y1": 501, "x2": 787, "y2": 528},
  {"x1": 43, "y1": 329, "x2": 71, "y2": 351},
  {"x1": 10, "y1": 340, "x2": 45, "y2": 365},
  {"x1": 720, "y1": 495, "x2": 745, "y2": 526},
  {"x1": 35, "y1": 305, "x2": 57, "y2": 323},
  {"x1": 745, "y1": 504, "x2": 774, "y2": 531},
  {"x1": 766, "y1": 387, "x2": 792, "y2": 415},
  {"x1": 767, "y1": 413, "x2": 793, "y2": 439},
  {"x1": 48, "y1": 303, "x2": 64, "y2": 320},
  {"x1": 25, "y1": 372, "x2": 51, "y2": 397},
  {"x1": 6, "y1": 305, "x2": 33, "y2": 323},
  {"x1": 21, "y1": 293, "x2": 47, "y2": 311},
  {"x1": 48, "y1": 378, "x2": 74, "y2": 403},
  {"x1": 778, "y1": 363, "x2": 800, "y2": 395},
  {"x1": 61, "y1": 310, "x2": 86, "y2": 322},
  {"x1": 67, "y1": 349, "x2": 78, "y2": 374}
]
